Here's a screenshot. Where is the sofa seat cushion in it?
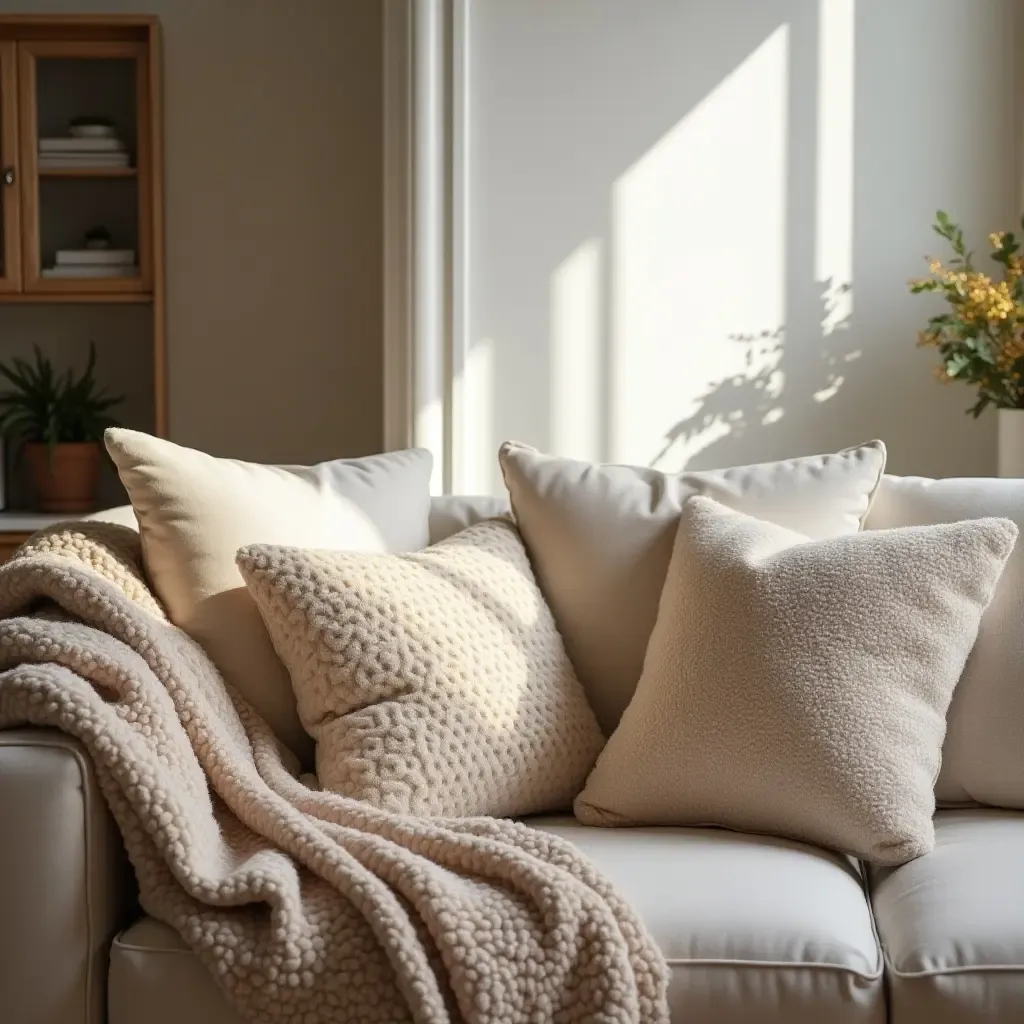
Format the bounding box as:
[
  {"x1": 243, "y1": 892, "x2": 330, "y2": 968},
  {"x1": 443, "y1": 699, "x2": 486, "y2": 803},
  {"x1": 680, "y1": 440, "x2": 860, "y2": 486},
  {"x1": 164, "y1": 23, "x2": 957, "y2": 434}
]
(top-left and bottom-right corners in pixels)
[
  {"x1": 109, "y1": 820, "x2": 884, "y2": 1024},
  {"x1": 533, "y1": 818, "x2": 883, "y2": 1023},
  {"x1": 870, "y1": 809, "x2": 1024, "y2": 1024}
]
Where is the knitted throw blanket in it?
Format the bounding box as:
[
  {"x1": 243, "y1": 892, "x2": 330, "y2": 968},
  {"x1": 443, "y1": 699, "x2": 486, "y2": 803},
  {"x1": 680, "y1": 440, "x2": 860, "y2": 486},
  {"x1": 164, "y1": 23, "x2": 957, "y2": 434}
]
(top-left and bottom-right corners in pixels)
[{"x1": 0, "y1": 522, "x2": 669, "y2": 1024}]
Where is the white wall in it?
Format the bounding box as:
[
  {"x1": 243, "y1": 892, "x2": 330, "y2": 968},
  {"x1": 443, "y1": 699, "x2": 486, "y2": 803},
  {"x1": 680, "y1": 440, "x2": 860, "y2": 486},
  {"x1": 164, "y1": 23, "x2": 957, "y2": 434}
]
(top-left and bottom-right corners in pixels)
[{"x1": 460, "y1": 0, "x2": 1021, "y2": 491}]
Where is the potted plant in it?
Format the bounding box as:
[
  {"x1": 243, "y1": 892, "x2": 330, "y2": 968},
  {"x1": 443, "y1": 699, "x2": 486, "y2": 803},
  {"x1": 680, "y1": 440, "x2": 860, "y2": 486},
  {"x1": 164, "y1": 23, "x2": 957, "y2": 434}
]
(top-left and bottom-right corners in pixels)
[
  {"x1": 0, "y1": 343, "x2": 123, "y2": 512},
  {"x1": 910, "y1": 211, "x2": 1024, "y2": 475}
]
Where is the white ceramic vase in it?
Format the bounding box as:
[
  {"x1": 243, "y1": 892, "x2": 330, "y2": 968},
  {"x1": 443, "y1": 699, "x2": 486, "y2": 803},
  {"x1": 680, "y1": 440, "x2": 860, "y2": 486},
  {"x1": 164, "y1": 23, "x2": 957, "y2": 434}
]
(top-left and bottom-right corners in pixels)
[{"x1": 998, "y1": 408, "x2": 1024, "y2": 477}]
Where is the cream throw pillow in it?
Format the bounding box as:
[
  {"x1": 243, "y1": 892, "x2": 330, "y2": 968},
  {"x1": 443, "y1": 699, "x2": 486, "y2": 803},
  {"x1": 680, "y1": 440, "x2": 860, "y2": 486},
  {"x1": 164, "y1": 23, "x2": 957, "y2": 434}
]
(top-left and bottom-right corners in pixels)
[
  {"x1": 499, "y1": 440, "x2": 887, "y2": 735},
  {"x1": 866, "y1": 475, "x2": 1024, "y2": 808},
  {"x1": 106, "y1": 428, "x2": 433, "y2": 762},
  {"x1": 574, "y1": 497, "x2": 1016, "y2": 865},
  {"x1": 237, "y1": 519, "x2": 605, "y2": 817}
]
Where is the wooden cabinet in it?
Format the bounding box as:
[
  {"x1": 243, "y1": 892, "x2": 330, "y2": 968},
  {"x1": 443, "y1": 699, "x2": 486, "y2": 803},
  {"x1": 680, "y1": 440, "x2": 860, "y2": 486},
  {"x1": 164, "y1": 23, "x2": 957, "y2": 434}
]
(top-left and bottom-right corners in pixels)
[
  {"x1": 0, "y1": 17, "x2": 164, "y2": 558},
  {"x1": 0, "y1": 20, "x2": 162, "y2": 312}
]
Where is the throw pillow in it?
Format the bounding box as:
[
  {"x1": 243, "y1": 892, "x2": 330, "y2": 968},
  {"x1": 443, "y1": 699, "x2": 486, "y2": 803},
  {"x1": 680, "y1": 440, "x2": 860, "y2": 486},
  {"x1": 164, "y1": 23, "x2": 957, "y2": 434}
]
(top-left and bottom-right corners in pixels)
[
  {"x1": 865, "y1": 475, "x2": 1024, "y2": 808},
  {"x1": 237, "y1": 519, "x2": 605, "y2": 817},
  {"x1": 106, "y1": 428, "x2": 433, "y2": 762},
  {"x1": 499, "y1": 440, "x2": 887, "y2": 735},
  {"x1": 574, "y1": 497, "x2": 1016, "y2": 865}
]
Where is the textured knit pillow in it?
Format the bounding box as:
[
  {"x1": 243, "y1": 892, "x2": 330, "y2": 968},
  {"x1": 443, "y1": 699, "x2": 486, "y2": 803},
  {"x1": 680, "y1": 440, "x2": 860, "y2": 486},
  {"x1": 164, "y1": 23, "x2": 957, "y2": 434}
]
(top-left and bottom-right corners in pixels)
[
  {"x1": 106, "y1": 428, "x2": 433, "y2": 762},
  {"x1": 866, "y1": 475, "x2": 1024, "y2": 808},
  {"x1": 575, "y1": 497, "x2": 1017, "y2": 865},
  {"x1": 499, "y1": 440, "x2": 887, "y2": 735},
  {"x1": 237, "y1": 519, "x2": 605, "y2": 817}
]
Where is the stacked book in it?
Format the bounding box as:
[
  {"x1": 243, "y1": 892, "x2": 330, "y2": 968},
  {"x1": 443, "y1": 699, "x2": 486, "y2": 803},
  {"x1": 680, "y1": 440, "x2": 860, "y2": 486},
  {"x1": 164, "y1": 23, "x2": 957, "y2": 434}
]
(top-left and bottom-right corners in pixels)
[
  {"x1": 38, "y1": 136, "x2": 131, "y2": 170},
  {"x1": 42, "y1": 249, "x2": 138, "y2": 279}
]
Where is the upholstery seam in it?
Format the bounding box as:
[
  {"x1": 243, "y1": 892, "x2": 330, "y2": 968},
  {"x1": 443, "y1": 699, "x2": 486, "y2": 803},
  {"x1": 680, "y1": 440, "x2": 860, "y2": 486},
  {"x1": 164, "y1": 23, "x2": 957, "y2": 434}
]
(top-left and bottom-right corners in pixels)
[
  {"x1": 113, "y1": 938, "x2": 885, "y2": 979},
  {"x1": 856, "y1": 858, "x2": 886, "y2": 978},
  {"x1": 661, "y1": 957, "x2": 881, "y2": 980},
  {"x1": 884, "y1": 950, "x2": 1024, "y2": 979},
  {"x1": 113, "y1": 939, "x2": 193, "y2": 956}
]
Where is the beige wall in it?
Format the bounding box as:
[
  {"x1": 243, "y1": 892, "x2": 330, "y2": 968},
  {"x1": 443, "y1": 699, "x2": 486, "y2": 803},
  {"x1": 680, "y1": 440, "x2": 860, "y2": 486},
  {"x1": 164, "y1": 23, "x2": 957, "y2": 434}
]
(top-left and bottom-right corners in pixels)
[{"x1": 0, "y1": 0, "x2": 384, "y2": 464}]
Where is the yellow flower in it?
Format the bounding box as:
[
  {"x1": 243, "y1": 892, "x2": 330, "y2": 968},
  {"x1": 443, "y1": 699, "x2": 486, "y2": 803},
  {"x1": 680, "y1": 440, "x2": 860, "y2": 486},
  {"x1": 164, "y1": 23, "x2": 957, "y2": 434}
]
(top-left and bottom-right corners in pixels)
[
  {"x1": 929, "y1": 259, "x2": 942, "y2": 274},
  {"x1": 990, "y1": 232, "x2": 1006, "y2": 249}
]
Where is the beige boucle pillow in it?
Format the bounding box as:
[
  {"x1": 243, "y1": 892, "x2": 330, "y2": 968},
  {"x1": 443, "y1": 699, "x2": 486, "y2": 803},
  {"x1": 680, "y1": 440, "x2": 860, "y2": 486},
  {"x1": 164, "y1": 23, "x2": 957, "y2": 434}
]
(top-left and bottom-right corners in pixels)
[
  {"x1": 500, "y1": 440, "x2": 886, "y2": 735},
  {"x1": 237, "y1": 519, "x2": 605, "y2": 817},
  {"x1": 575, "y1": 497, "x2": 1017, "y2": 865},
  {"x1": 106, "y1": 428, "x2": 433, "y2": 764}
]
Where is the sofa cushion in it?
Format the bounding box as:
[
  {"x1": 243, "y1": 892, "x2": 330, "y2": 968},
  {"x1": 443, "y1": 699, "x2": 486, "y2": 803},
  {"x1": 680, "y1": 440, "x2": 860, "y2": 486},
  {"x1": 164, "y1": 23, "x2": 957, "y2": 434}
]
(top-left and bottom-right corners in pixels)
[
  {"x1": 500, "y1": 440, "x2": 887, "y2": 734},
  {"x1": 109, "y1": 918, "x2": 244, "y2": 1024},
  {"x1": 865, "y1": 475, "x2": 1024, "y2": 808},
  {"x1": 106, "y1": 428, "x2": 433, "y2": 763},
  {"x1": 110, "y1": 820, "x2": 884, "y2": 1024},
  {"x1": 870, "y1": 809, "x2": 1024, "y2": 1024},
  {"x1": 575, "y1": 498, "x2": 1016, "y2": 865},
  {"x1": 238, "y1": 520, "x2": 604, "y2": 817}
]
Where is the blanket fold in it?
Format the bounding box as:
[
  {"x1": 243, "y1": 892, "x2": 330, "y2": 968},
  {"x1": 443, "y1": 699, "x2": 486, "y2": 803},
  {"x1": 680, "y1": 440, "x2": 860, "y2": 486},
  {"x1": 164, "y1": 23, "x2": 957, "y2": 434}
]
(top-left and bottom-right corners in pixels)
[{"x1": 0, "y1": 522, "x2": 668, "y2": 1024}]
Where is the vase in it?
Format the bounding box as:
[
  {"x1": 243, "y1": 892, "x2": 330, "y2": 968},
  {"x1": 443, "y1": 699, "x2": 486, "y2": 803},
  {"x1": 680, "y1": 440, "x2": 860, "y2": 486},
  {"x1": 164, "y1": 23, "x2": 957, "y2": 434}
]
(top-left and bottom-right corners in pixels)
[
  {"x1": 998, "y1": 409, "x2": 1024, "y2": 478},
  {"x1": 24, "y1": 442, "x2": 102, "y2": 512}
]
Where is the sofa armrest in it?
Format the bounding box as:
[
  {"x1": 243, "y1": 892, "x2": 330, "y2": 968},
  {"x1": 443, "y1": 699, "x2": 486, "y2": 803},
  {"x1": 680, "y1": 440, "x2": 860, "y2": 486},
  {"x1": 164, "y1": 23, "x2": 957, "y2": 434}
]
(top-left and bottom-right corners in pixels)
[{"x1": 0, "y1": 729, "x2": 137, "y2": 1024}]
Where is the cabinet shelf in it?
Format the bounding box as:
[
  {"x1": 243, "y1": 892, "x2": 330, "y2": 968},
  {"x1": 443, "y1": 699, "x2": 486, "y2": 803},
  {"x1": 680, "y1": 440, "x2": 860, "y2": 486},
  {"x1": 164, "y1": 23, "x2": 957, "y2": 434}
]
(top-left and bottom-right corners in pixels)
[
  {"x1": 0, "y1": 289, "x2": 151, "y2": 303},
  {"x1": 38, "y1": 166, "x2": 136, "y2": 178}
]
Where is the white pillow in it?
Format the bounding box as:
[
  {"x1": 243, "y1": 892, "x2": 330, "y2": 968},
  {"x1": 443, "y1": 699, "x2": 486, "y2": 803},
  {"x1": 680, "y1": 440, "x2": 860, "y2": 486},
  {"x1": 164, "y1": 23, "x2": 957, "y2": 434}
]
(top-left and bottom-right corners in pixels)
[
  {"x1": 499, "y1": 440, "x2": 887, "y2": 734},
  {"x1": 866, "y1": 475, "x2": 1024, "y2": 808},
  {"x1": 575, "y1": 497, "x2": 1016, "y2": 865},
  {"x1": 106, "y1": 428, "x2": 433, "y2": 761}
]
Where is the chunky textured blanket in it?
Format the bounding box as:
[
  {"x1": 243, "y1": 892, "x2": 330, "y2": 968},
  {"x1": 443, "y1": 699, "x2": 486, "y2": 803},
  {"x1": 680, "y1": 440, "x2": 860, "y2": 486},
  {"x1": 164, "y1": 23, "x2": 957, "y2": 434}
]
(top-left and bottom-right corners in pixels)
[{"x1": 0, "y1": 522, "x2": 669, "y2": 1024}]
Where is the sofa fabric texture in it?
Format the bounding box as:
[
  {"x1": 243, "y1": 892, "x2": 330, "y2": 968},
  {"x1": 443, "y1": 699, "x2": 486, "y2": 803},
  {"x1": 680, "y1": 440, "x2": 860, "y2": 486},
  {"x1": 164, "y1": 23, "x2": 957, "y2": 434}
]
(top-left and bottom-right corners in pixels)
[
  {"x1": 0, "y1": 520, "x2": 666, "y2": 1024},
  {"x1": 0, "y1": 731, "x2": 134, "y2": 1024},
  {"x1": 109, "y1": 820, "x2": 885, "y2": 1024},
  {"x1": 575, "y1": 497, "x2": 1017, "y2": 865},
  {"x1": 105, "y1": 428, "x2": 434, "y2": 762},
  {"x1": 865, "y1": 474, "x2": 1024, "y2": 808},
  {"x1": 238, "y1": 519, "x2": 605, "y2": 817},
  {"x1": 499, "y1": 440, "x2": 887, "y2": 735},
  {"x1": 871, "y1": 810, "x2": 1024, "y2": 1024}
]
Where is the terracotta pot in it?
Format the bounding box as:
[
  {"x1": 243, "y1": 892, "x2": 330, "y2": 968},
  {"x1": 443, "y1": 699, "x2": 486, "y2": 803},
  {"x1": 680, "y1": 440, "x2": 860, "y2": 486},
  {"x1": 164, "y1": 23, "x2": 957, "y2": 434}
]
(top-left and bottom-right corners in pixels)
[{"x1": 23, "y1": 442, "x2": 102, "y2": 513}]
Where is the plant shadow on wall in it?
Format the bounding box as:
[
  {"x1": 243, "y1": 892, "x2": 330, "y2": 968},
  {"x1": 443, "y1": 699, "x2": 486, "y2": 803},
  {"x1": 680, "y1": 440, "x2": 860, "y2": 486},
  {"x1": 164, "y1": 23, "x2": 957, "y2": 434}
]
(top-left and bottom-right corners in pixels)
[{"x1": 650, "y1": 279, "x2": 864, "y2": 472}]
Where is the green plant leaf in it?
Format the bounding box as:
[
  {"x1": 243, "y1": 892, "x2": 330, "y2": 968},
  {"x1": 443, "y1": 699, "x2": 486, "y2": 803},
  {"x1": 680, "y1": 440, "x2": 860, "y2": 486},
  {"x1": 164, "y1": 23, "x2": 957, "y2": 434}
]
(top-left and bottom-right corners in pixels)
[{"x1": 0, "y1": 343, "x2": 123, "y2": 443}]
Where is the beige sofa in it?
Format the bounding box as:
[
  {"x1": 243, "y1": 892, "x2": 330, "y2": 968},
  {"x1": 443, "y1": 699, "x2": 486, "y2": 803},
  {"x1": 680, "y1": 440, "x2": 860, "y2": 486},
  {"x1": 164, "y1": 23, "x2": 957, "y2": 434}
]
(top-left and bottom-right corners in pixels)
[{"x1": 2, "y1": 495, "x2": 1023, "y2": 1024}]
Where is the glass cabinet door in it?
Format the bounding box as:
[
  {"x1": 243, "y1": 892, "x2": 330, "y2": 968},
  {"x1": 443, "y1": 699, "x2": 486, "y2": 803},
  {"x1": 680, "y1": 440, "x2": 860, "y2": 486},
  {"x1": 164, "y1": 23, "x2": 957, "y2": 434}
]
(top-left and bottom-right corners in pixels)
[
  {"x1": 18, "y1": 40, "x2": 150, "y2": 296},
  {"x1": 0, "y1": 40, "x2": 21, "y2": 292}
]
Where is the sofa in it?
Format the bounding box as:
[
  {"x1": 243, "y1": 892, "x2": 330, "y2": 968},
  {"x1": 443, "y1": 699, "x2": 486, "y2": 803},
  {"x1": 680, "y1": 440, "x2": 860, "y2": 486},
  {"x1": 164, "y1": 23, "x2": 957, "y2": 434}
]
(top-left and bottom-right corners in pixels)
[{"x1": 2, "y1": 493, "x2": 1023, "y2": 1024}]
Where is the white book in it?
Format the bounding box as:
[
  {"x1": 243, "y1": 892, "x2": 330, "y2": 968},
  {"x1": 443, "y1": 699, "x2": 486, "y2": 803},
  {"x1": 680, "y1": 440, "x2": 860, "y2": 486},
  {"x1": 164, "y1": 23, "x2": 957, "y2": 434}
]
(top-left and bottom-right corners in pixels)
[
  {"x1": 39, "y1": 153, "x2": 130, "y2": 165},
  {"x1": 56, "y1": 249, "x2": 136, "y2": 267},
  {"x1": 39, "y1": 137, "x2": 126, "y2": 153},
  {"x1": 42, "y1": 265, "x2": 139, "y2": 279}
]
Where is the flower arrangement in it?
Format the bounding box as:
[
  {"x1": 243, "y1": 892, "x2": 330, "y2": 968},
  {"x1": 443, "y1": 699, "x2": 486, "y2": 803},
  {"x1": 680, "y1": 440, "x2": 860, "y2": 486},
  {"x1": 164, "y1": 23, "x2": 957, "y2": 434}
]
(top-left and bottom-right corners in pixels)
[{"x1": 910, "y1": 211, "x2": 1024, "y2": 417}]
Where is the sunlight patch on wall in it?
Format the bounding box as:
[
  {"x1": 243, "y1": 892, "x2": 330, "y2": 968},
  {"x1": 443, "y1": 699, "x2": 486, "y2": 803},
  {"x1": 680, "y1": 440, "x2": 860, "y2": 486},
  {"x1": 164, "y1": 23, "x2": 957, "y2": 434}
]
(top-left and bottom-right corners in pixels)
[
  {"x1": 610, "y1": 25, "x2": 790, "y2": 469},
  {"x1": 550, "y1": 239, "x2": 603, "y2": 461},
  {"x1": 816, "y1": 0, "x2": 855, "y2": 333}
]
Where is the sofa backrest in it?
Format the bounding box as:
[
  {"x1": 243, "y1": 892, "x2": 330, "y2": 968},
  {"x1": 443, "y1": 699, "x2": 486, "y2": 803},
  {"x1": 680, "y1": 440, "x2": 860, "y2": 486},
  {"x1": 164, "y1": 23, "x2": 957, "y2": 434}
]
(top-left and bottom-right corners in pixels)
[
  {"x1": 87, "y1": 497, "x2": 513, "y2": 547},
  {"x1": 428, "y1": 494, "x2": 511, "y2": 544}
]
